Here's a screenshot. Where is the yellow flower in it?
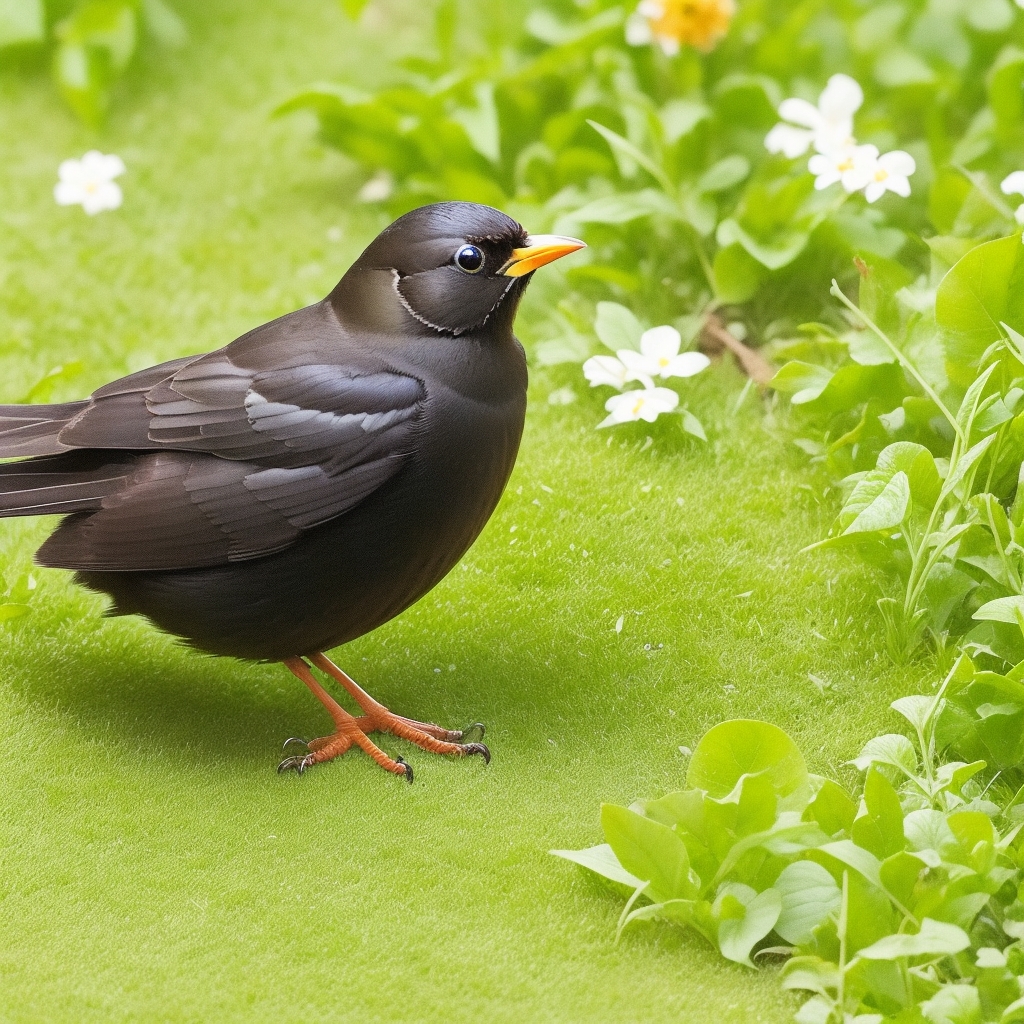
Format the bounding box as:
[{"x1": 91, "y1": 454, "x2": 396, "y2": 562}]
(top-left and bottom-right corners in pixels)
[{"x1": 625, "y1": 0, "x2": 735, "y2": 55}]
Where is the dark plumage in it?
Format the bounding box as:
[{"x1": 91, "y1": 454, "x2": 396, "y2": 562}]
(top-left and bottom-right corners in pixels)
[{"x1": 0, "y1": 202, "x2": 583, "y2": 780}]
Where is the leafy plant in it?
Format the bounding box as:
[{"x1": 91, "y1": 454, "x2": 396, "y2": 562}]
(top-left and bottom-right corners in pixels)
[
  {"x1": 772, "y1": 235, "x2": 1024, "y2": 663},
  {"x1": 0, "y1": 0, "x2": 187, "y2": 124},
  {"x1": 554, "y1": 662, "x2": 1024, "y2": 1022}
]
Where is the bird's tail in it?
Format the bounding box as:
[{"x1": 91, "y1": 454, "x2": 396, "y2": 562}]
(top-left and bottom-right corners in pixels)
[
  {"x1": 0, "y1": 401, "x2": 89, "y2": 459},
  {"x1": 0, "y1": 451, "x2": 129, "y2": 518}
]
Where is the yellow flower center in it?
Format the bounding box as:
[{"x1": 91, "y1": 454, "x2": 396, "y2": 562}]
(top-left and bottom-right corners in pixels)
[
  {"x1": 85, "y1": 181, "x2": 99, "y2": 193},
  {"x1": 837, "y1": 157, "x2": 854, "y2": 171},
  {"x1": 632, "y1": 396, "x2": 645, "y2": 416},
  {"x1": 647, "y1": 0, "x2": 735, "y2": 52},
  {"x1": 874, "y1": 167, "x2": 889, "y2": 182},
  {"x1": 658, "y1": 356, "x2": 670, "y2": 367}
]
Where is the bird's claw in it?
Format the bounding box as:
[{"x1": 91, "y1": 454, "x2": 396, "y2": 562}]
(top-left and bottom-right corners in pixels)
[
  {"x1": 282, "y1": 736, "x2": 309, "y2": 751},
  {"x1": 463, "y1": 741, "x2": 491, "y2": 765},
  {"x1": 459, "y1": 722, "x2": 486, "y2": 743},
  {"x1": 396, "y1": 755, "x2": 414, "y2": 784},
  {"x1": 278, "y1": 753, "x2": 314, "y2": 775}
]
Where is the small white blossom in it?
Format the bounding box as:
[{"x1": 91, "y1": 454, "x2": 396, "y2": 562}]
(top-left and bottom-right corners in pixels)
[
  {"x1": 54, "y1": 151, "x2": 125, "y2": 215},
  {"x1": 618, "y1": 326, "x2": 710, "y2": 381},
  {"x1": 598, "y1": 385, "x2": 679, "y2": 428},
  {"x1": 583, "y1": 354, "x2": 632, "y2": 390},
  {"x1": 808, "y1": 143, "x2": 879, "y2": 193},
  {"x1": 765, "y1": 74, "x2": 862, "y2": 159},
  {"x1": 1001, "y1": 171, "x2": 1024, "y2": 224},
  {"x1": 862, "y1": 150, "x2": 915, "y2": 203},
  {"x1": 357, "y1": 170, "x2": 393, "y2": 203}
]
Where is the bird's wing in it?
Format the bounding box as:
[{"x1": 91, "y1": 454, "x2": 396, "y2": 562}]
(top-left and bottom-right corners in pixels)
[
  {"x1": 32, "y1": 448, "x2": 406, "y2": 571},
  {"x1": 3, "y1": 315, "x2": 431, "y2": 570}
]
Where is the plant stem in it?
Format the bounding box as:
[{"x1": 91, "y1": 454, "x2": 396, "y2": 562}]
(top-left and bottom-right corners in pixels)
[{"x1": 830, "y1": 281, "x2": 963, "y2": 443}]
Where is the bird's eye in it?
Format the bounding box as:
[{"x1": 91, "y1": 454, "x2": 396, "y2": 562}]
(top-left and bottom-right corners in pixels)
[{"x1": 454, "y1": 244, "x2": 484, "y2": 274}]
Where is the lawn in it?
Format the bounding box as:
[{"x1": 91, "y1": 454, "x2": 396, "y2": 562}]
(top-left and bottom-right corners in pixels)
[{"x1": 0, "y1": 2, "x2": 931, "y2": 1021}]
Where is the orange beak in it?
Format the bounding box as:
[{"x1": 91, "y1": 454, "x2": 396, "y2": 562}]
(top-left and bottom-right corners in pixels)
[{"x1": 499, "y1": 234, "x2": 586, "y2": 278}]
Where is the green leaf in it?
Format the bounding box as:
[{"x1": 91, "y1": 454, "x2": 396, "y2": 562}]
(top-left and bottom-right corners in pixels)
[
  {"x1": 586, "y1": 120, "x2": 671, "y2": 193},
  {"x1": 936, "y1": 235, "x2": 1024, "y2": 369},
  {"x1": 939, "y1": 434, "x2": 997, "y2": 502},
  {"x1": 712, "y1": 244, "x2": 767, "y2": 304},
  {"x1": 451, "y1": 83, "x2": 500, "y2": 163},
  {"x1": 681, "y1": 411, "x2": 707, "y2": 442},
  {"x1": 698, "y1": 156, "x2": 750, "y2": 195},
  {"x1": 856, "y1": 918, "x2": 971, "y2": 960},
  {"x1": 566, "y1": 190, "x2": 678, "y2": 227},
  {"x1": 0, "y1": 0, "x2": 44, "y2": 47},
  {"x1": 891, "y1": 695, "x2": 934, "y2": 733},
  {"x1": 716, "y1": 219, "x2": 810, "y2": 271},
  {"x1": 141, "y1": 0, "x2": 187, "y2": 47},
  {"x1": 973, "y1": 596, "x2": 1024, "y2": 625},
  {"x1": 848, "y1": 734, "x2": 918, "y2": 776},
  {"x1": 920, "y1": 984, "x2": 981, "y2": 1024},
  {"x1": 600, "y1": 804, "x2": 697, "y2": 903},
  {"x1": 841, "y1": 471, "x2": 910, "y2": 535},
  {"x1": 713, "y1": 883, "x2": 781, "y2": 967},
  {"x1": 0, "y1": 603, "x2": 30, "y2": 622},
  {"x1": 806, "y1": 778, "x2": 857, "y2": 836},
  {"x1": 659, "y1": 100, "x2": 711, "y2": 144},
  {"x1": 550, "y1": 844, "x2": 644, "y2": 889},
  {"x1": 813, "y1": 840, "x2": 884, "y2": 892},
  {"x1": 594, "y1": 302, "x2": 642, "y2": 353},
  {"x1": 769, "y1": 362, "x2": 834, "y2": 405},
  {"x1": 851, "y1": 769, "x2": 906, "y2": 860},
  {"x1": 686, "y1": 720, "x2": 811, "y2": 810},
  {"x1": 876, "y1": 442, "x2": 941, "y2": 508},
  {"x1": 773, "y1": 862, "x2": 842, "y2": 945},
  {"x1": 964, "y1": 0, "x2": 1013, "y2": 32},
  {"x1": 780, "y1": 955, "x2": 841, "y2": 997}
]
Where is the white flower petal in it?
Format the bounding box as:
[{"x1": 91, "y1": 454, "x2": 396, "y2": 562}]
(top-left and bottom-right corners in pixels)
[
  {"x1": 81, "y1": 181, "x2": 122, "y2": 214},
  {"x1": 765, "y1": 123, "x2": 815, "y2": 158},
  {"x1": 583, "y1": 355, "x2": 628, "y2": 390},
  {"x1": 878, "y1": 150, "x2": 915, "y2": 177},
  {"x1": 863, "y1": 180, "x2": 886, "y2": 203},
  {"x1": 664, "y1": 352, "x2": 710, "y2": 378},
  {"x1": 617, "y1": 349, "x2": 658, "y2": 385},
  {"x1": 818, "y1": 74, "x2": 863, "y2": 123},
  {"x1": 54, "y1": 180, "x2": 84, "y2": 206},
  {"x1": 778, "y1": 97, "x2": 822, "y2": 131},
  {"x1": 657, "y1": 36, "x2": 681, "y2": 56},
  {"x1": 599, "y1": 386, "x2": 679, "y2": 426},
  {"x1": 624, "y1": 12, "x2": 653, "y2": 45},
  {"x1": 640, "y1": 325, "x2": 682, "y2": 362},
  {"x1": 1001, "y1": 171, "x2": 1024, "y2": 197}
]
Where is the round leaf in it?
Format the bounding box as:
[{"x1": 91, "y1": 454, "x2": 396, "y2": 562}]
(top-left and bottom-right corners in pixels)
[{"x1": 687, "y1": 720, "x2": 811, "y2": 808}]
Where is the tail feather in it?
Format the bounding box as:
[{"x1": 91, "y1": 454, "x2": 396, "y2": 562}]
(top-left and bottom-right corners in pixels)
[
  {"x1": 0, "y1": 452, "x2": 130, "y2": 517},
  {"x1": 0, "y1": 401, "x2": 90, "y2": 458}
]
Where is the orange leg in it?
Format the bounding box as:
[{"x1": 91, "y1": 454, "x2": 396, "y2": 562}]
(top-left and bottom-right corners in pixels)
[{"x1": 277, "y1": 655, "x2": 489, "y2": 782}]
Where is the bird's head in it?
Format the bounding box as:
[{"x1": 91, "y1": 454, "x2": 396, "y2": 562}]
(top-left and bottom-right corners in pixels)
[{"x1": 330, "y1": 202, "x2": 584, "y2": 338}]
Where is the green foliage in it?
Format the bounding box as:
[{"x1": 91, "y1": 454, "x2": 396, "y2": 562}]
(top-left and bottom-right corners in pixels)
[
  {"x1": 0, "y1": 0, "x2": 187, "y2": 124},
  {"x1": 284, "y1": 0, "x2": 1024, "y2": 350},
  {"x1": 773, "y1": 236, "x2": 1024, "y2": 663},
  {"x1": 555, "y1": 665, "x2": 1024, "y2": 1022}
]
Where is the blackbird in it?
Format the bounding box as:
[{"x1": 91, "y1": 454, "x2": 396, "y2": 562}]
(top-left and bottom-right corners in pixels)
[{"x1": 0, "y1": 202, "x2": 583, "y2": 781}]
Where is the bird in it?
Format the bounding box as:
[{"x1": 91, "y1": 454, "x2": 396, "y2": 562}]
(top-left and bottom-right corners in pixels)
[{"x1": 0, "y1": 202, "x2": 584, "y2": 781}]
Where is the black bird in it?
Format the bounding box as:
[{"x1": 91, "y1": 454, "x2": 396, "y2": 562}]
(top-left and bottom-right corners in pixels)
[{"x1": 0, "y1": 202, "x2": 583, "y2": 780}]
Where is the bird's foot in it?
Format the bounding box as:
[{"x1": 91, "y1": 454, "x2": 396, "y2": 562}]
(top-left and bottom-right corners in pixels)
[
  {"x1": 278, "y1": 724, "x2": 413, "y2": 781},
  {"x1": 280, "y1": 655, "x2": 489, "y2": 781}
]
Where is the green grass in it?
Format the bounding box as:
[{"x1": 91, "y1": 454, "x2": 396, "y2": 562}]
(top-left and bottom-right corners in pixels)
[{"x1": 0, "y1": 3, "x2": 934, "y2": 1020}]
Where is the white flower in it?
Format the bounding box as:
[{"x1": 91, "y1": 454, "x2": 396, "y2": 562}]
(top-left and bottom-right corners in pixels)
[
  {"x1": 618, "y1": 326, "x2": 710, "y2": 381},
  {"x1": 808, "y1": 143, "x2": 879, "y2": 193},
  {"x1": 598, "y1": 385, "x2": 679, "y2": 428},
  {"x1": 765, "y1": 74, "x2": 862, "y2": 159},
  {"x1": 357, "y1": 170, "x2": 393, "y2": 203},
  {"x1": 54, "y1": 151, "x2": 125, "y2": 215},
  {"x1": 1001, "y1": 171, "x2": 1024, "y2": 225},
  {"x1": 862, "y1": 150, "x2": 915, "y2": 203},
  {"x1": 583, "y1": 354, "x2": 632, "y2": 390}
]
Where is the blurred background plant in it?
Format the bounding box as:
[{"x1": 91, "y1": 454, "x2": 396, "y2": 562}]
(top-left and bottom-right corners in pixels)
[{"x1": 0, "y1": 0, "x2": 187, "y2": 124}]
